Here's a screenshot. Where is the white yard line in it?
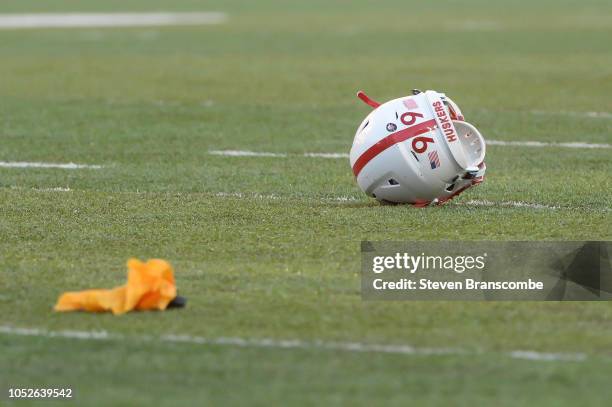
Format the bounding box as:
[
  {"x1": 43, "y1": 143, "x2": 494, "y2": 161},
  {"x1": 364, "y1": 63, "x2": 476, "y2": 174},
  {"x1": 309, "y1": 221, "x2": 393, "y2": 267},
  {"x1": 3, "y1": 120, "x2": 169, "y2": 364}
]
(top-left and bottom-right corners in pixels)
[
  {"x1": 210, "y1": 191, "x2": 573, "y2": 209},
  {"x1": 214, "y1": 191, "x2": 357, "y2": 202},
  {"x1": 210, "y1": 150, "x2": 345, "y2": 158},
  {"x1": 0, "y1": 12, "x2": 227, "y2": 29},
  {"x1": 486, "y1": 140, "x2": 610, "y2": 149},
  {"x1": 0, "y1": 325, "x2": 588, "y2": 363},
  {"x1": 3, "y1": 137, "x2": 605, "y2": 172},
  {"x1": 509, "y1": 350, "x2": 585, "y2": 362},
  {"x1": 214, "y1": 191, "x2": 282, "y2": 200},
  {"x1": 208, "y1": 139, "x2": 609, "y2": 160},
  {"x1": 210, "y1": 191, "x2": 575, "y2": 210},
  {"x1": 209, "y1": 150, "x2": 344, "y2": 158},
  {"x1": 477, "y1": 108, "x2": 612, "y2": 120},
  {"x1": 7, "y1": 186, "x2": 72, "y2": 192},
  {"x1": 462, "y1": 199, "x2": 560, "y2": 210},
  {"x1": 0, "y1": 161, "x2": 102, "y2": 169},
  {"x1": 303, "y1": 152, "x2": 350, "y2": 158},
  {"x1": 529, "y1": 110, "x2": 612, "y2": 120},
  {"x1": 0, "y1": 185, "x2": 572, "y2": 210},
  {"x1": 35, "y1": 186, "x2": 72, "y2": 192},
  {"x1": 209, "y1": 150, "x2": 287, "y2": 158}
]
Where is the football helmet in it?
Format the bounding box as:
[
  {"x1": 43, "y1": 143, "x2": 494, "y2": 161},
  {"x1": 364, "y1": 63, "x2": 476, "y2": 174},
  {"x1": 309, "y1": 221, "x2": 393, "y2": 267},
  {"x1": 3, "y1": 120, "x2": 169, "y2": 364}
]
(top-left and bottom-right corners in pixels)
[{"x1": 349, "y1": 89, "x2": 486, "y2": 206}]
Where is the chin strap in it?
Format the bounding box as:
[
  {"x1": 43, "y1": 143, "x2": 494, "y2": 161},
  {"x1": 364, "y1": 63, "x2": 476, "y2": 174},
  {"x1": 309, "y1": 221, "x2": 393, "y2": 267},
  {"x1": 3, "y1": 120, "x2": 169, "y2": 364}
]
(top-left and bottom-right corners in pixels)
[
  {"x1": 356, "y1": 90, "x2": 380, "y2": 109},
  {"x1": 463, "y1": 162, "x2": 487, "y2": 183},
  {"x1": 412, "y1": 162, "x2": 486, "y2": 208}
]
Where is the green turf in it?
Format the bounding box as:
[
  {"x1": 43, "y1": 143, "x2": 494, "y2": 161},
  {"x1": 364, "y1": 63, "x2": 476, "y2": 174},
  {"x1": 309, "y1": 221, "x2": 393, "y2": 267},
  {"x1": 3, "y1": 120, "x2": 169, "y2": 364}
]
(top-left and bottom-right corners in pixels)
[
  {"x1": 1, "y1": 0, "x2": 611, "y2": 405},
  {"x1": 4, "y1": 334, "x2": 612, "y2": 407}
]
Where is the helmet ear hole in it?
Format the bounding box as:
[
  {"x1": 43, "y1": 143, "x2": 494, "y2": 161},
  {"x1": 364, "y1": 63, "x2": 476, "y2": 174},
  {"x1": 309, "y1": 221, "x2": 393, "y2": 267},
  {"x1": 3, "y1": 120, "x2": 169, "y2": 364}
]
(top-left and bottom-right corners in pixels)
[{"x1": 388, "y1": 178, "x2": 399, "y2": 185}]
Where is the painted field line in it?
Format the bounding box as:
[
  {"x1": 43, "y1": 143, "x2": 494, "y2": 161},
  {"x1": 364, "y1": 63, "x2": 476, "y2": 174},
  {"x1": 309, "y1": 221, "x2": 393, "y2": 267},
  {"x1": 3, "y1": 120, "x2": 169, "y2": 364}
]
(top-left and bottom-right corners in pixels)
[
  {"x1": 211, "y1": 191, "x2": 571, "y2": 210},
  {"x1": 0, "y1": 325, "x2": 587, "y2": 363},
  {"x1": 209, "y1": 140, "x2": 608, "y2": 159},
  {"x1": 0, "y1": 161, "x2": 102, "y2": 169},
  {"x1": 215, "y1": 191, "x2": 359, "y2": 203},
  {"x1": 9, "y1": 186, "x2": 72, "y2": 192},
  {"x1": 214, "y1": 191, "x2": 282, "y2": 200},
  {"x1": 303, "y1": 152, "x2": 349, "y2": 158},
  {"x1": 0, "y1": 12, "x2": 227, "y2": 29},
  {"x1": 508, "y1": 350, "x2": 585, "y2": 362},
  {"x1": 36, "y1": 187, "x2": 72, "y2": 192},
  {"x1": 530, "y1": 110, "x2": 612, "y2": 120},
  {"x1": 486, "y1": 140, "x2": 610, "y2": 149},
  {"x1": 209, "y1": 150, "x2": 287, "y2": 158},
  {"x1": 462, "y1": 200, "x2": 559, "y2": 210},
  {"x1": 210, "y1": 150, "x2": 349, "y2": 158}
]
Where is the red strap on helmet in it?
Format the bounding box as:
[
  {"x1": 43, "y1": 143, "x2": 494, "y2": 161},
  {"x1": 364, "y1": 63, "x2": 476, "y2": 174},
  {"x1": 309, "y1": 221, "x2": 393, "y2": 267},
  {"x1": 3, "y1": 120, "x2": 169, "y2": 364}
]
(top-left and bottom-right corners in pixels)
[{"x1": 357, "y1": 90, "x2": 380, "y2": 108}]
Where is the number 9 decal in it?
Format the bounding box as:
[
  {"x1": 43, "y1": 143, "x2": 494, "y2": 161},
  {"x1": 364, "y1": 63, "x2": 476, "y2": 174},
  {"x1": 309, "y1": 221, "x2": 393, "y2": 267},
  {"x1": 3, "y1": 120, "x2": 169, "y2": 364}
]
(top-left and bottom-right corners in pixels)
[
  {"x1": 411, "y1": 136, "x2": 434, "y2": 153},
  {"x1": 400, "y1": 111, "x2": 423, "y2": 126}
]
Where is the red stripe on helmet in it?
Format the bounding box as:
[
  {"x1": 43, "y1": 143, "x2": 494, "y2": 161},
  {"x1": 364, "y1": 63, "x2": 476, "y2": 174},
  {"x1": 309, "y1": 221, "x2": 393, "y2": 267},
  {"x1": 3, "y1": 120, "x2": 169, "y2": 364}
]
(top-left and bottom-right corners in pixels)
[{"x1": 352, "y1": 119, "x2": 437, "y2": 177}]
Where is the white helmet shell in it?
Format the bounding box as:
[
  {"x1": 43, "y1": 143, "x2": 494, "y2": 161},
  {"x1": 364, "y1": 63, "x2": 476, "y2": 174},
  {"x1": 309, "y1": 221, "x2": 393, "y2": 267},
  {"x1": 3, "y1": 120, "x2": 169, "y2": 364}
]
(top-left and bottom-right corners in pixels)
[{"x1": 350, "y1": 90, "x2": 486, "y2": 206}]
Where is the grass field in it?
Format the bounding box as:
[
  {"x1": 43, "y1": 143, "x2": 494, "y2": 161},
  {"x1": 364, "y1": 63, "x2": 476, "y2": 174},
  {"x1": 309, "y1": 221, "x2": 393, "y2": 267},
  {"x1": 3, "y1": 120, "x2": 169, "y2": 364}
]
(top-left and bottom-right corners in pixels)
[{"x1": 1, "y1": 0, "x2": 611, "y2": 405}]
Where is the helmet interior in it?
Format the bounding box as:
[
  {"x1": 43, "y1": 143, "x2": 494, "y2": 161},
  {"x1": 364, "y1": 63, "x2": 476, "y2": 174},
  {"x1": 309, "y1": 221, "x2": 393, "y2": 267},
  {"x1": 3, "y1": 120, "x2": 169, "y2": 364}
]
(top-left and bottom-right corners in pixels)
[{"x1": 453, "y1": 120, "x2": 486, "y2": 168}]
